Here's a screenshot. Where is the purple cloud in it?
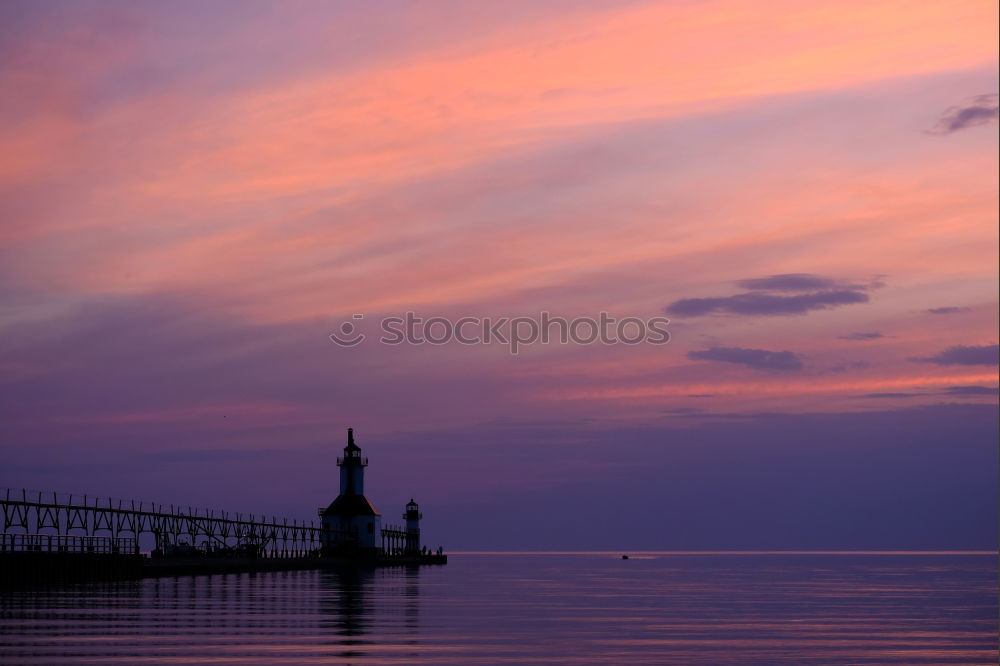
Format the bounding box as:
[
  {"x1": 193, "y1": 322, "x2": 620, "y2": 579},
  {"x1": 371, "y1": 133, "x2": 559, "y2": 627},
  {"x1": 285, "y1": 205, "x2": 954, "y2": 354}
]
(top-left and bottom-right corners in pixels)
[
  {"x1": 944, "y1": 386, "x2": 999, "y2": 396},
  {"x1": 663, "y1": 407, "x2": 703, "y2": 415},
  {"x1": 667, "y1": 273, "x2": 875, "y2": 317},
  {"x1": 928, "y1": 94, "x2": 999, "y2": 134},
  {"x1": 687, "y1": 346, "x2": 804, "y2": 371},
  {"x1": 737, "y1": 273, "x2": 838, "y2": 291},
  {"x1": 926, "y1": 306, "x2": 971, "y2": 315},
  {"x1": 863, "y1": 392, "x2": 918, "y2": 399},
  {"x1": 830, "y1": 360, "x2": 871, "y2": 373},
  {"x1": 910, "y1": 344, "x2": 999, "y2": 366},
  {"x1": 839, "y1": 332, "x2": 883, "y2": 341},
  {"x1": 668, "y1": 289, "x2": 869, "y2": 316}
]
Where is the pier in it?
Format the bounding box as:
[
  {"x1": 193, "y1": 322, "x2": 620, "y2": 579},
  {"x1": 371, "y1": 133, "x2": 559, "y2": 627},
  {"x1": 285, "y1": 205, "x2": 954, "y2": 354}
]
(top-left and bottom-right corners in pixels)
[
  {"x1": 2, "y1": 434, "x2": 446, "y2": 583},
  {"x1": 1, "y1": 486, "x2": 444, "y2": 584}
]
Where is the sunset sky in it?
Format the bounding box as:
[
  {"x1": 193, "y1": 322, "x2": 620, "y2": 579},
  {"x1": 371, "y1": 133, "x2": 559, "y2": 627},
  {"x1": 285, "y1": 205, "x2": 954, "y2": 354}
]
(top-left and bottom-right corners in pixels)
[{"x1": 1, "y1": 1, "x2": 997, "y2": 550}]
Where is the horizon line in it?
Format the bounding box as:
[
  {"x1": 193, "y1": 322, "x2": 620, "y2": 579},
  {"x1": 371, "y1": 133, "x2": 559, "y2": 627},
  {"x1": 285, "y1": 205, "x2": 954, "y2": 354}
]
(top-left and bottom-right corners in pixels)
[{"x1": 448, "y1": 550, "x2": 997, "y2": 555}]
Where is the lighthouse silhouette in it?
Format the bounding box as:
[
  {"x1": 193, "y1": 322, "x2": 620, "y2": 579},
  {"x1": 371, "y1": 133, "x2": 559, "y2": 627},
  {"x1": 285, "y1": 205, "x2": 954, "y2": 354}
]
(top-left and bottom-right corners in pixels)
[
  {"x1": 319, "y1": 428, "x2": 381, "y2": 555},
  {"x1": 404, "y1": 499, "x2": 421, "y2": 555}
]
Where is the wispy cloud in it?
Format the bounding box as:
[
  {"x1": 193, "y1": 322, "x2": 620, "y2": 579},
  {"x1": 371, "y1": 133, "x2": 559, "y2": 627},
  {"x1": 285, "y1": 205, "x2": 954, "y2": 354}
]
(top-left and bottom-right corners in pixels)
[
  {"x1": 668, "y1": 289, "x2": 869, "y2": 316},
  {"x1": 839, "y1": 332, "x2": 883, "y2": 341},
  {"x1": 736, "y1": 273, "x2": 838, "y2": 291},
  {"x1": 687, "y1": 346, "x2": 804, "y2": 372},
  {"x1": 663, "y1": 407, "x2": 704, "y2": 415},
  {"x1": 910, "y1": 344, "x2": 999, "y2": 366},
  {"x1": 926, "y1": 306, "x2": 971, "y2": 315},
  {"x1": 927, "y1": 94, "x2": 999, "y2": 134},
  {"x1": 863, "y1": 386, "x2": 999, "y2": 399},
  {"x1": 943, "y1": 385, "x2": 999, "y2": 396},
  {"x1": 830, "y1": 361, "x2": 871, "y2": 373},
  {"x1": 667, "y1": 274, "x2": 873, "y2": 316}
]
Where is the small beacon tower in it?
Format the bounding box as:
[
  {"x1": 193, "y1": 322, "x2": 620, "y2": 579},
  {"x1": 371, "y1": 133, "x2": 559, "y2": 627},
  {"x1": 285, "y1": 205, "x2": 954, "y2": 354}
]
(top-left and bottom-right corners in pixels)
[
  {"x1": 319, "y1": 428, "x2": 381, "y2": 555},
  {"x1": 404, "y1": 499, "x2": 422, "y2": 554}
]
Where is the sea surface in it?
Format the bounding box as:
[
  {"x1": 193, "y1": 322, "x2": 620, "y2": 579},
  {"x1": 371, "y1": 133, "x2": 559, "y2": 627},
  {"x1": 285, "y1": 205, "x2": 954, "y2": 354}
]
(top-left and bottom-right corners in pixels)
[{"x1": 0, "y1": 552, "x2": 996, "y2": 665}]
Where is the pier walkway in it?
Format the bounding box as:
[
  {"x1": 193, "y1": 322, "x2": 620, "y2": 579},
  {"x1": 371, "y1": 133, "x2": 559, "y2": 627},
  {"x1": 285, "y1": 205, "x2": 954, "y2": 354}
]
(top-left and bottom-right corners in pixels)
[{"x1": 2, "y1": 488, "x2": 445, "y2": 583}]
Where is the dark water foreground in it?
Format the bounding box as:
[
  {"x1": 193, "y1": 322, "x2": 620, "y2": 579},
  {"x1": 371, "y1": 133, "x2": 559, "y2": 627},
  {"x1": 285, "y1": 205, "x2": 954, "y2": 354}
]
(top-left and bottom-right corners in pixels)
[{"x1": 0, "y1": 552, "x2": 995, "y2": 664}]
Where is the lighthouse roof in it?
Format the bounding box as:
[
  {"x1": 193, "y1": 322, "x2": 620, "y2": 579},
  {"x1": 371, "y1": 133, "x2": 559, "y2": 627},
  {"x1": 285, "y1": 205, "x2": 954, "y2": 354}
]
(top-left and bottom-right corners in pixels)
[
  {"x1": 322, "y1": 493, "x2": 380, "y2": 517},
  {"x1": 344, "y1": 427, "x2": 361, "y2": 452}
]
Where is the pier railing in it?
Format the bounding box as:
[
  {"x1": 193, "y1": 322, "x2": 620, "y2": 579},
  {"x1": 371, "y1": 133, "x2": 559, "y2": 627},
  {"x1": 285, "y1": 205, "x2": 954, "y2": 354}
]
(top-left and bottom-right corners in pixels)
[
  {"x1": 1, "y1": 488, "x2": 321, "y2": 558},
  {"x1": 380, "y1": 524, "x2": 421, "y2": 558},
  {"x1": 1, "y1": 533, "x2": 136, "y2": 555}
]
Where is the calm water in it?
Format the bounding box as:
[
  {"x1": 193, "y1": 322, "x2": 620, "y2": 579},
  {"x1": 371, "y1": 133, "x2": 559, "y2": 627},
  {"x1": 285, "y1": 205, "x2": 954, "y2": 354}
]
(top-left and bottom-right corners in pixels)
[{"x1": 0, "y1": 553, "x2": 995, "y2": 664}]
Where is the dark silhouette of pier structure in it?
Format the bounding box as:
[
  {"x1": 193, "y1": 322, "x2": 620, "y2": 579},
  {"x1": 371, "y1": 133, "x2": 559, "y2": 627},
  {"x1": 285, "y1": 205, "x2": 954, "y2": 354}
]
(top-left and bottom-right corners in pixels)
[
  {"x1": 1, "y1": 431, "x2": 445, "y2": 582},
  {"x1": 1, "y1": 487, "x2": 322, "y2": 557}
]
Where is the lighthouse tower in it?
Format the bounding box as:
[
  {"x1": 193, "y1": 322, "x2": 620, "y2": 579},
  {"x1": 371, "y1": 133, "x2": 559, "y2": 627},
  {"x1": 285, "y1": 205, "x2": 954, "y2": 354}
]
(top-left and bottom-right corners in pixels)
[
  {"x1": 404, "y1": 499, "x2": 422, "y2": 554},
  {"x1": 319, "y1": 428, "x2": 381, "y2": 554}
]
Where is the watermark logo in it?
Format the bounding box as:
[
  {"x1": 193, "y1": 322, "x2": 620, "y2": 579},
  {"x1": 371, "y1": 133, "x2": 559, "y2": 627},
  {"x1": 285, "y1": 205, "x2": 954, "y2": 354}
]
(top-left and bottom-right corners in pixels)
[
  {"x1": 328, "y1": 313, "x2": 366, "y2": 347},
  {"x1": 329, "y1": 312, "x2": 669, "y2": 355}
]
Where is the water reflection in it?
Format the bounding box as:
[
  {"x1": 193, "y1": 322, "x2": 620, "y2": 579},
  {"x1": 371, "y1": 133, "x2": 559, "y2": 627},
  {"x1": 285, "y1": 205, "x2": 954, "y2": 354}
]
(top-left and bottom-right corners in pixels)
[
  {"x1": 313, "y1": 565, "x2": 423, "y2": 660},
  {"x1": 404, "y1": 565, "x2": 420, "y2": 637},
  {"x1": 319, "y1": 567, "x2": 374, "y2": 657},
  {"x1": 0, "y1": 554, "x2": 994, "y2": 664}
]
